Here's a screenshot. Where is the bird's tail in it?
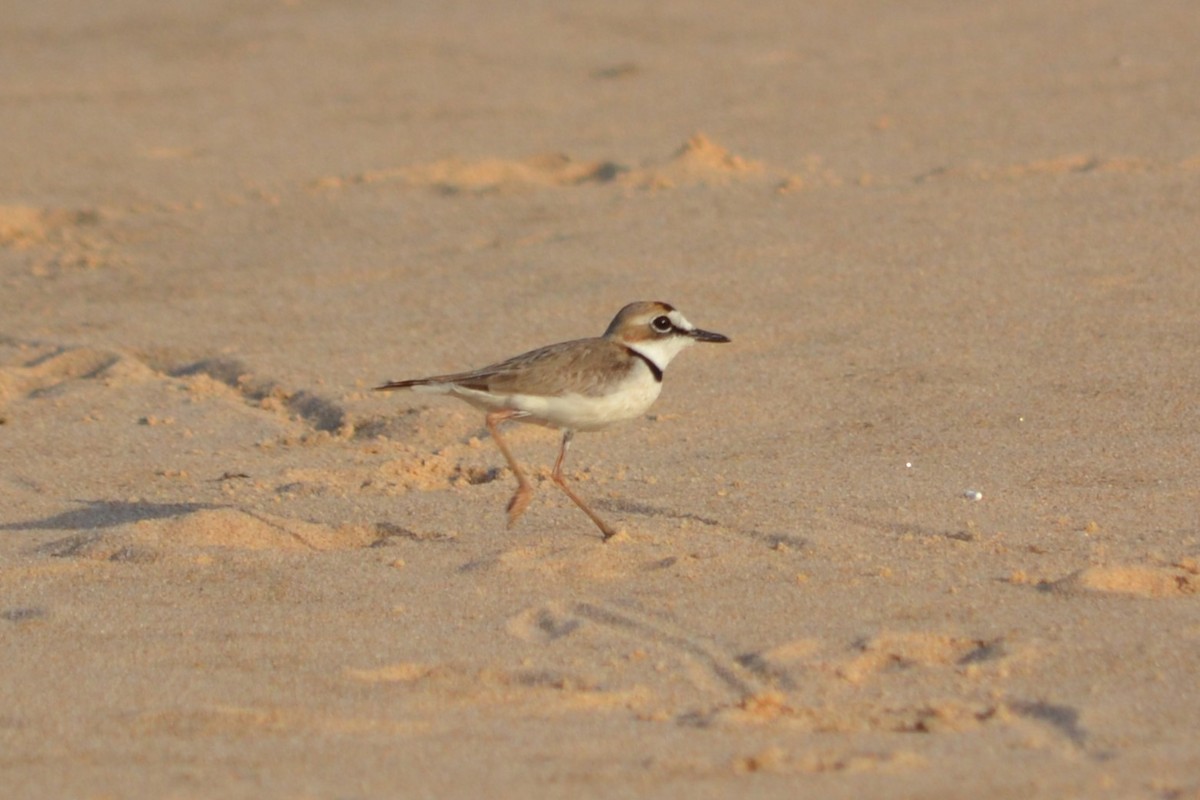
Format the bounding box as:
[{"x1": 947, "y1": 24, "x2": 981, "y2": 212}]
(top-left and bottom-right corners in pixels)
[{"x1": 373, "y1": 378, "x2": 450, "y2": 393}]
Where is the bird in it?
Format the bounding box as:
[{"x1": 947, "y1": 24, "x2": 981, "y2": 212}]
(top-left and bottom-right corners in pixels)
[{"x1": 373, "y1": 301, "x2": 730, "y2": 540}]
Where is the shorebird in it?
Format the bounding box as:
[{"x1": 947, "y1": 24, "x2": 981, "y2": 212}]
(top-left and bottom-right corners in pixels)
[{"x1": 374, "y1": 301, "x2": 729, "y2": 540}]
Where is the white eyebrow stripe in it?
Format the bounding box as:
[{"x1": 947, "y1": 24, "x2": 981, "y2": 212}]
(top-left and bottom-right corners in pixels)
[{"x1": 667, "y1": 310, "x2": 695, "y2": 331}]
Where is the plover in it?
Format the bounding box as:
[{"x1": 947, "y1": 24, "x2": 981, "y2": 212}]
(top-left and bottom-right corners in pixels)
[{"x1": 374, "y1": 301, "x2": 729, "y2": 540}]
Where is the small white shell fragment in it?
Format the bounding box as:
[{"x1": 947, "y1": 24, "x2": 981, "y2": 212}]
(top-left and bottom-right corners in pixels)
[{"x1": 963, "y1": 489, "x2": 983, "y2": 501}]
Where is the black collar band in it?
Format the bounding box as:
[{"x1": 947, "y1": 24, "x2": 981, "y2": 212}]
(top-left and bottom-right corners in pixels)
[{"x1": 623, "y1": 346, "x2": 663, "y2": 382}]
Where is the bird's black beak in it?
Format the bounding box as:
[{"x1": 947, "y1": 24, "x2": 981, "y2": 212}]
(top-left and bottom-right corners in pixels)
[{"x1": 688, "y1": 328, "x2": 730, "y2": 343}]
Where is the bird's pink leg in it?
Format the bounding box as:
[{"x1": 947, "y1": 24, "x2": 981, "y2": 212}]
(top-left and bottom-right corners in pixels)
[
  {"x1": 550, "y1": 430, "x2": 619, "y2": 541},
  {"x1": 486, "y1": 410, "x2": 534, "y2": 526}
]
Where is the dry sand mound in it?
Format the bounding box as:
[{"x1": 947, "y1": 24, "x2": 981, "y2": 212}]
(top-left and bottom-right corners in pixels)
[
  {"x1": 38, "y1": 507, "x2": 379, "y2": 561},
  {"x1": 314, "y1": 133, "x2": 764, "y2": 194},
  {"x1": 1049, "y1": 563, "x2": 1198, "y2": 597}
]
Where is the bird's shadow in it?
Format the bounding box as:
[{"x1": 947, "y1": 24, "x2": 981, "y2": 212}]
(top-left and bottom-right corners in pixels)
[
  {"x1": 596, "y1": 498, "x2": 807, "y2": 550},
  {"x1": 596, "y1": 497, "x2": 721, "y2": 527}
]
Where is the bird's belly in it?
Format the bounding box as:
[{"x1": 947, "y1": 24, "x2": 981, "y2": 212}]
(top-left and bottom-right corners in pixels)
[{"x1": 457, "y1": 374, "x2": 663, "y2": 431}]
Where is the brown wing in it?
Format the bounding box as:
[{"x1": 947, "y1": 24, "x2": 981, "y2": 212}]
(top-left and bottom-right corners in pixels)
[{"x1": 374, "y1": 337, "x2": 634, "y2": 397}]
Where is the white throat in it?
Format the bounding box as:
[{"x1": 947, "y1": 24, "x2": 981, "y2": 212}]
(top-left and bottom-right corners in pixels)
[{"x1": 626, "y1": 334, "x2": 694, "y2": 373}]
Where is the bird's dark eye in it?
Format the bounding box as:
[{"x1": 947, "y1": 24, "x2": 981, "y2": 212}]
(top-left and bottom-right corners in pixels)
[{"x1": 651, "y1": 315, "x2": 673, "y2": 333}]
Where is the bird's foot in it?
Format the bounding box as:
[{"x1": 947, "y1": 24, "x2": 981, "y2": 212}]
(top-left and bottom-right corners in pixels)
[{"x1": 506, "y1": 485, "x2": 533, "y2": 526}]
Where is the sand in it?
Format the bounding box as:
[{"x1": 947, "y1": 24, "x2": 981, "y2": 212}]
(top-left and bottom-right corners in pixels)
[{"x1": 3, "y1": 1, "x2": 1199, "y2": 797}]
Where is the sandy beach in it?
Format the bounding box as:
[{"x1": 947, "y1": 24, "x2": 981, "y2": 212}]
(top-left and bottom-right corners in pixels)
[{"x1": 3, "y1": 1, "x2": 1199, "y2": 797}]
